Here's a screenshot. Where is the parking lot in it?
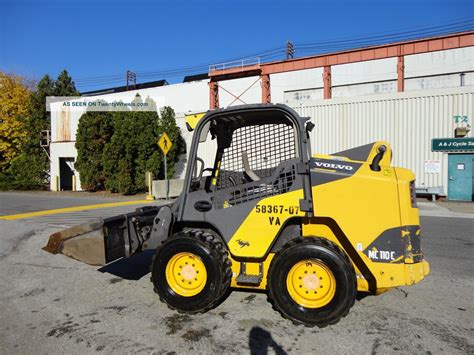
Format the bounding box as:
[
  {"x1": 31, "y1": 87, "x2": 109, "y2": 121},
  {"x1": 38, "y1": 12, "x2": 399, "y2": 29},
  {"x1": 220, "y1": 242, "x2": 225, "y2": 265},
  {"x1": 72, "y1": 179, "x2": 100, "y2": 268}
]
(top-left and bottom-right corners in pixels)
[{"x1": 0, "y1": 192, "x2": 473, "y2": 354}]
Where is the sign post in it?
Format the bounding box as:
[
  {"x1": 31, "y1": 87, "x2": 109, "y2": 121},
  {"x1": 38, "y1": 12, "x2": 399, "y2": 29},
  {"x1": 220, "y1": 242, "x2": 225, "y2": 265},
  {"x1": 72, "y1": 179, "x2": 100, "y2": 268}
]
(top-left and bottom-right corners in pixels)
[
  {"x1": 158, "y1": 132, "x2": 173, "y2": 200},
  {"x1": 145, "y1": 172, "x2": 154, "y2": 200}
]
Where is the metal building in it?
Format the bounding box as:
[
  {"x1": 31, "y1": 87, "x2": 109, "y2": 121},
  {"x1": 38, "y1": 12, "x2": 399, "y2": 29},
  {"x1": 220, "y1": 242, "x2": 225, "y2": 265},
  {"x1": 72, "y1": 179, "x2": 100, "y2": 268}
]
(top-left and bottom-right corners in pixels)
[
  {"x1": 291, "y1": 87, "x2": 473, "y2": 200},
  {"x1": 49, "y1": 31, "x2": 474, "y2": 200}
]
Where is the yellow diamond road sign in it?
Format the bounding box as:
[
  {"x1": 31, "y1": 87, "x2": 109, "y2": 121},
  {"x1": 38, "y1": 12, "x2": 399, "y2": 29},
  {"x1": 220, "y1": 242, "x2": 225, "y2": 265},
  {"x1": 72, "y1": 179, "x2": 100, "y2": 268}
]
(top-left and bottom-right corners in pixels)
[{"x1": 158, "y1": 133, "x2": 172, "y2": 156}]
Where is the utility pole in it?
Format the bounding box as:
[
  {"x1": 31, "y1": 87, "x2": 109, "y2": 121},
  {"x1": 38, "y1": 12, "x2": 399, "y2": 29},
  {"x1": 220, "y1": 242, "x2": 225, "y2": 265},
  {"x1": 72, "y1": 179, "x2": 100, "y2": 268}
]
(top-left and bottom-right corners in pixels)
[
  {"x1": 126, "y1": 70, "x2": 137, "y2": 90},
  {"x1": 286, "y1": 41, "x2": 294, "y2": 60}
]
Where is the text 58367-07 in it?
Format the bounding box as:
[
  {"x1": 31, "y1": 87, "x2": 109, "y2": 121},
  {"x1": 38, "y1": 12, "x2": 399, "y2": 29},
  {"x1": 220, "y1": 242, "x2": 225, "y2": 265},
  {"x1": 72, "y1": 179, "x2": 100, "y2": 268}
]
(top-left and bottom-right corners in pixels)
[{"x1": 255, "y1": 204, "x2": 299, "y2": 215}]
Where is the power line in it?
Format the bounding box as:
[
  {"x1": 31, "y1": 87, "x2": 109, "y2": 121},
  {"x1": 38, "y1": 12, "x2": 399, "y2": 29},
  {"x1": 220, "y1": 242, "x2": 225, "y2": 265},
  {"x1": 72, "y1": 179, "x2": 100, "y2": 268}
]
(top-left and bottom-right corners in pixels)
[
  {"x1": 75, "y1": 47, "x2": 285, "y2": 83},
  {"x1": 295, "y1": 26, "x2": 473, "y2": 53},
  {"x1": 295, "y1": 18, "x2": 473, "y2": 47},
  {"x1": 75, "y1": 19, "x2": 473, "y2": 90}
]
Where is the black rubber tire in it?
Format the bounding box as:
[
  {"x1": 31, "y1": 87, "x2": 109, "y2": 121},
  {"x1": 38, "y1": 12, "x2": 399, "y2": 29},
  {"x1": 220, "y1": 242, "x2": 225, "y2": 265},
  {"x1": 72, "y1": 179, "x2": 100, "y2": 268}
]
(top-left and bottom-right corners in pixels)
[
  {"x1": 151, "y1": 230, "x2": 232, "y2": 314},
  {"x1": 267, "y1": 237, "x2": 356, "y2": 327}
]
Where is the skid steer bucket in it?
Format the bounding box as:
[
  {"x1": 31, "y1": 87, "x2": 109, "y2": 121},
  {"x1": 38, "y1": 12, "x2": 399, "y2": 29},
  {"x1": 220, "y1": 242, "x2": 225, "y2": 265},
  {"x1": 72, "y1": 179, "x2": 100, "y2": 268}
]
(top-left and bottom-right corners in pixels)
[{"x1": 43, "y1": 206, "x2": 160, "y2": 266}]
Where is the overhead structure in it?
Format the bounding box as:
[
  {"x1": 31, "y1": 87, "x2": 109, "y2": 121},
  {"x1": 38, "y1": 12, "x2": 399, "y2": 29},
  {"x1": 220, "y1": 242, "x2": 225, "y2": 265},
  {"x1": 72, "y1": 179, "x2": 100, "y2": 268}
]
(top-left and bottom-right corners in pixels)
[{"x1": 208, "y1": 31, "x2": 474, "y2": 109}]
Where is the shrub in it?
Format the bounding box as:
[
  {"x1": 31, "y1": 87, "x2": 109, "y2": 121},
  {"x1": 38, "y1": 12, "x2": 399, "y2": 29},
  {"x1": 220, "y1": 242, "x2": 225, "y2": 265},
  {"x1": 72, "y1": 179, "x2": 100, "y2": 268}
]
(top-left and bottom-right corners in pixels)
[
  {"x1": 75, "y1": 99, "x2": 185, "y2": 195},
  {"x1": 75, "y1": 110, "x2": 114, "y2": 191},
  {"x1": 0, "y1": 153, "x2": 47, "y2": 190}
]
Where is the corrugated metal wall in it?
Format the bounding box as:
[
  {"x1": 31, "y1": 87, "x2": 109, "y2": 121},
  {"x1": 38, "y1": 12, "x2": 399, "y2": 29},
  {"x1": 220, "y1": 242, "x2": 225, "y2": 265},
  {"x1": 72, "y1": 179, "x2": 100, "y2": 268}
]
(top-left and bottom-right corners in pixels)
[{"x1": 291, "y1": 87, "x2": 474, "y2": 192}]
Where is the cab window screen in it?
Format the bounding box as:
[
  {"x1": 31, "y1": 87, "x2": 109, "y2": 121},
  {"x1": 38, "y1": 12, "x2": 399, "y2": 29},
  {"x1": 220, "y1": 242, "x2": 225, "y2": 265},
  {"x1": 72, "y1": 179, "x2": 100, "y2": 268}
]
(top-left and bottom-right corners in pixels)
[{"x1": 217, "y1": 123, "x2": 296, "y2": 190}]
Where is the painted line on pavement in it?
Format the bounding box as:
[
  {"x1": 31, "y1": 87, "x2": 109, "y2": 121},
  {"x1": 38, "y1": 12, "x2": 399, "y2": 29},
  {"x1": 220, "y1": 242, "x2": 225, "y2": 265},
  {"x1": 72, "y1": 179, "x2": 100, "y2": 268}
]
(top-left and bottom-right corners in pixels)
[{"x1": 0, "y1": 200, "x2": 150, "y2": 220}]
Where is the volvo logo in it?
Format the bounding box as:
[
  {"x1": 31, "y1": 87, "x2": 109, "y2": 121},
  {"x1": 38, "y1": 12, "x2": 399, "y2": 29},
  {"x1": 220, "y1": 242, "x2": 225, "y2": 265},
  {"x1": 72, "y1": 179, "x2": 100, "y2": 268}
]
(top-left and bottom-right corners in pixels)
[{"x1": 313, "y1": 161, "x2": 354, "y2": 171}]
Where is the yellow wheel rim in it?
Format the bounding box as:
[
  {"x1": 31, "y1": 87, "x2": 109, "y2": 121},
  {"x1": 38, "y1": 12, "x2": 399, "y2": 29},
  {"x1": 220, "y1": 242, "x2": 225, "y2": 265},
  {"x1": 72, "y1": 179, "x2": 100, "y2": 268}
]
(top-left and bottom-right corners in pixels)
[
  {"x1": 165, "y1": 252, "x2": 207, "y2": 297},
  {"x1": 286, "y1": 259, "x2": 336, "y2": 308}
]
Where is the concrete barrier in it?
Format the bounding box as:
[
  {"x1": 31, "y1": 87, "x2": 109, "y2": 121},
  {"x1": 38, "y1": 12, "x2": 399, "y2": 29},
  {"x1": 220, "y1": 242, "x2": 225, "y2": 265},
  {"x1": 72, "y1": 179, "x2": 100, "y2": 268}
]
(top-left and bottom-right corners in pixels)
[{"x1": 152, "y1": 179, "x2": 184, "y2": 199}]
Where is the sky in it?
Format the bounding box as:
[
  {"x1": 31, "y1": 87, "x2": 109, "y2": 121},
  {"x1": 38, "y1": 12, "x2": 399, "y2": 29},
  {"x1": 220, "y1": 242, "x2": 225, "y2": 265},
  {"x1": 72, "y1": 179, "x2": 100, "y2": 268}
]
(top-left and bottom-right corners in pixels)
[{"x1": 1, "y1": 0, "x2": 473, "y2": 92}]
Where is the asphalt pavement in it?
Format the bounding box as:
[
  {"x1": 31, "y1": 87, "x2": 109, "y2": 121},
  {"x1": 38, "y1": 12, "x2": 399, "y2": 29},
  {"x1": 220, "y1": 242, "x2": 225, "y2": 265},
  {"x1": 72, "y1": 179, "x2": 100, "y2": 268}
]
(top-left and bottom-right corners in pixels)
[
  {"x1": 0, "y1": 191, "x2": 147, "y2": 216},
  {"x1": 0, "y1": 192, "x2": 473, "y2": 354},
  {"x1": 0, "y1": 191, "x2": 160, "y2": 260}
]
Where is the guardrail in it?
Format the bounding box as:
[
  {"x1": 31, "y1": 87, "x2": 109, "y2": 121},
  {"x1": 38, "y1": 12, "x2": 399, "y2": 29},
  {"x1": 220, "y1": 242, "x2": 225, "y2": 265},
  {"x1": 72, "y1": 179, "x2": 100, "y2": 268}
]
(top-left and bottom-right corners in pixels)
[{"x1": 209, "y1": 58, "x2": 260, "y2": 74}]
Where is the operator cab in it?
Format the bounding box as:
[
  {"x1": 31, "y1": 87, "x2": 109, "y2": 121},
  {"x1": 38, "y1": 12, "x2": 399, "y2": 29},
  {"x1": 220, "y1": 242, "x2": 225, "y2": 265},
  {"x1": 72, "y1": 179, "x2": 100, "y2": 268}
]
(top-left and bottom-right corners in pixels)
[
  {"x1": 178, "y1": 105, "x2": 313, "y2": 238},
  {"x1": 190, "y1": 109, "x2": 301, "y2": 199}
]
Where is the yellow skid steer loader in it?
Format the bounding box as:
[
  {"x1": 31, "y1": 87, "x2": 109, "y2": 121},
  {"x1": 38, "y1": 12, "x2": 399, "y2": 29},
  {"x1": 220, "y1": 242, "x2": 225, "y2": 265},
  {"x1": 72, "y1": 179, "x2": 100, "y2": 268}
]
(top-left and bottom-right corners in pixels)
[{"x1": 44, "y1": 104, "x2": 429, "y2": 327}]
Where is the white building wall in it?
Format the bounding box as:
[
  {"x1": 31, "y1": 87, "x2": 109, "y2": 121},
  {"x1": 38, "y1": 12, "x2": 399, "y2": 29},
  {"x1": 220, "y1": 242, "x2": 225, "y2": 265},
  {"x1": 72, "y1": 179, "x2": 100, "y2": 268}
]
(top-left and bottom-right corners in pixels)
[
  {"x1": 49, "y1": 80, "x2": 209, "y2": 190},
  {"x1": 50, "y1": 102, "x2": 83, "y2": 143},
  {"x1": 404, "y1": 47, "x2": 474, "y2": 78},
  {"x1": 50, "y1": 142, "x2": 81, "y2": 190},
  {"x1": 283, "y1": 88, "x2": 324, "y2": 103},
  {"x1": 332, "y1": 57, "x2": 398, "y2": 86},
  {"x1": 405, "y1": 73, "x2": 474, "y2": 91},
  {"x1": 218, "y1": 76, "x2": 262, "y2": 107},
  {"x1": 277, "y1": 47, "x2": 473, "y2": 100},
  {"x1": 289, "y1": 87, "x2": 474, "y2": 194},
  {"x1": 404, "y1": 47, "x2": 474, "y2": 92},
  {"x1": 50, "y1": 80, "x2": 209, "y2": 143},
  {"x1": 152, "y1": 80, "x2": 210, "y2": 113},
  {"x1": 332, "y1": 80, "x2": 397, "y2": 98},
  {"x1": 49, "y1": 46, "x2": 474, "y2": 192},
  {"x1": 271, "y1": 68, "x2": 324, "y2": 103},
  {"x1": 298, "y1": 58, "x2": 400, "y2": 99}
]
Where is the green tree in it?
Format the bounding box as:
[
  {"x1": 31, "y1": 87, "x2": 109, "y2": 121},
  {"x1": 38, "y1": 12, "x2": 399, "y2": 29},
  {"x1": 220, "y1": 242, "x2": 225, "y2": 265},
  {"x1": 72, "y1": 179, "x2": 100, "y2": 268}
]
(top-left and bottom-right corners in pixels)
[
  {"x1": 0, "y1": 154, "x2": 46, "y2": 190},
  {"x1": 23, "y1": 75, "x2": 54, "y2": 151},
  {"x1": 74, "y1": 97, "x2": 185, "y2": 194},
  {"x1": 54, "y1": 70, "x2": 80, "y2": 96},
  {"x1": 75, "y1": 106, "x2": 114, "y2": 190},
  {"x1": 14, "y1": 75, "x2": 55, "y2": 189},
  {"x1": 0, "y1": 72, "x2": 31, "y2": 171},
  {"x1": 16, "y1": 70, "x2": 79, "y2": 189},
  {"x1": 157, "y1": 106, "x2": 186, "y2": 179},
  {"x1": 103, "y1": 106, "x2": 162, "y2": 194}
]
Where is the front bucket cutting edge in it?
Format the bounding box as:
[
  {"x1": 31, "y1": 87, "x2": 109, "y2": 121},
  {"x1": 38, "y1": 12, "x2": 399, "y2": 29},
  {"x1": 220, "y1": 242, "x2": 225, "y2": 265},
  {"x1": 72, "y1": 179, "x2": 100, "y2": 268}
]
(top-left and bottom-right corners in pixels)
[{"x1": 43, "y1": 219, "x2": 107, "y2": 266}]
